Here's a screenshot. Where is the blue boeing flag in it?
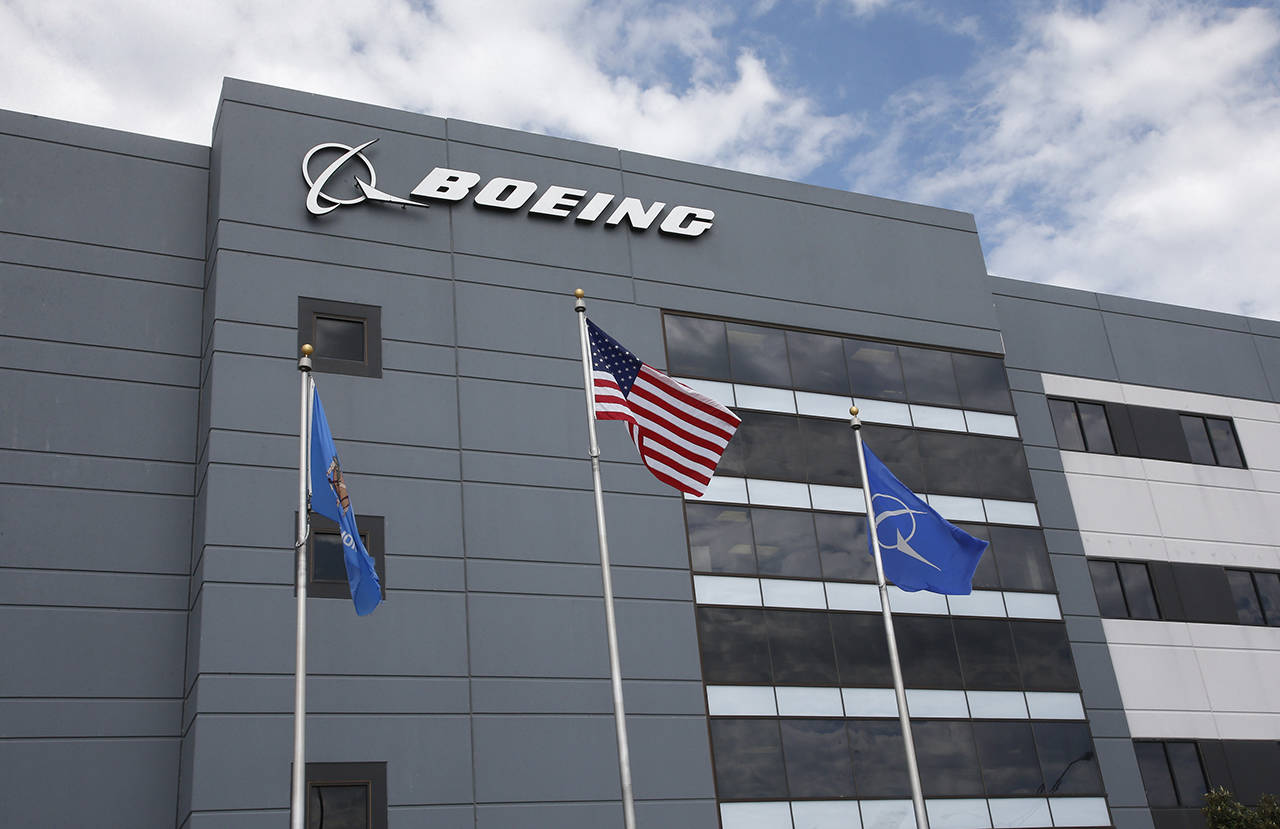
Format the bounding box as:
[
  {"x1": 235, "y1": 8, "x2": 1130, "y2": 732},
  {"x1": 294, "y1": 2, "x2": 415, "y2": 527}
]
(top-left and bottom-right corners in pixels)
[
  {"x1": 862, "y1": 443, "x2": 988, "y2": 595},
  {"x1": 310, "y1": 387, "x2": 382, "y2": 616}
]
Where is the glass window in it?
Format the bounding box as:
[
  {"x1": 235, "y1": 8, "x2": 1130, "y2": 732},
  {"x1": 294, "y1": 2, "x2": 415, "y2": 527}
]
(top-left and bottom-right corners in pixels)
[
  {"x1": 916, "y1": 430, "x2": 970, "y2": 496},
  {"x1": 1129, "y1": 406, "x2": 1193, "y2": 463},
  {"x1": 1010, "y1": 621, "x2": 1079, "y2": 692},
  {"x1": 734, "y1": 412, "x2": 805, "y2": 481},
  {"x1": 305, "y1": 762, "x2": 385, "y2": 829},
  {"x1": 307, "y1": 515, "x2": 384, "y2": 602},
  {"x1": 1181, "y1": 415, "x2": 1216, "y2": 465},
  {"x1": 831, "y1": 612, "x2": 892, "y2": 687},
  {"x1": 895, "y1": 616, "x2": 962, "y2": 688},
  {"x1": 314, "y1": 316, "x2": 366, "y2": 364},
  {"x1": 815, "y1": 512, "x2": 875, "y2": 582},
  {"x1": 1134, "y1": 742, "x2": 1178, "y2": 808},
  {"x1": 709, "y1": 719, "x2": 788, "y2": 799},
  {"x1": 696, "y1": 607, "x2": 772, "y2": 684},
  {"x1": 713, "y1": 425, "x2": 748, "y2": 477},
  {"x1": 1118, "y1": 561, "x2": 1160, "y2": 619},
  {"x1": 780, "y1": 719, "x2": 856, "y2": 798},
  {"x1": 799, "y1": 417, "x2": 861, "y2": 487},
  {"x1": 727, "y1": 323, "x2": 791, "y2": 386},
  {"x1": 299, "y1": 297, "x2": 382, "y2": 378},
  {"x1": 848, "y1": 721, "x2": 911, "y2": 797},
  {"x1": 1165, "y1": 742, "x2": 1208, "y2": 807},
  {"x1": 686, "y1": 503, "x2": 756, "y2": 574},
  {"x1": 787, "y1": 331, "x2": 849, "y2": 395},
  {"x1": 973, "y1": 722, "x2": 1045, "y2": 796},
  {"x1": 1206, "y1": 418, "x2": 1244, "y2": 468},
  {"x1": 1076, "y1": 402, "x2": 1115, "y2": 454},
  {"x1": 312, "y1": 530, "x2": 351, "y2": 584},
  {"x1": 953, "y1": 353, "x2": 1014, "y2": 413},
  {"x1": 1048, "y1": 399, "x2": 1086, "y2": 452},
  {"x1": 954, "y1": 619, "x2": 1020, "y2": 690},
  {"x1": 955, "y1": 523, "x2": 999, "y2": 589},
  {"x1": 989, "y1": 526, "x2": 1055, "y2": 593},
  {"x1": 1226, "y1": 569, "x2": 1265, "y2": 626},
  {"x1": 663, "y1": 315, "x2": 730, "y2": 379},
  {"x1": 899, "y1": 346, "x2": 961, "y2": 407},
  {"x1": 846, "y1": 339, "x2": 906, "y2": 401},
  {"x1": 1253, "y1": 571, "x2": 1280, "y2": 626},
  {"x1": 751, "y1": 508, "x2": 821, "y2": 578},
  {"x1": 1089, "y1": 560, "x2": 1127, "y2": 618},
  {"x1": 765, "y1": 610, "x2": 838, "y2": 685},
  {"x1": 862, "y1": 425, "x2": 926, "y2": 493},
  {"x1": 963, "y1": 434, "x2": 1036, "y2": 501},
  {"x1": 912, "y1": 721, "x2": 984, "y2": 797},
  {"x1": 1033, "y1": 723, "x2": 1103, "y2": 795}
]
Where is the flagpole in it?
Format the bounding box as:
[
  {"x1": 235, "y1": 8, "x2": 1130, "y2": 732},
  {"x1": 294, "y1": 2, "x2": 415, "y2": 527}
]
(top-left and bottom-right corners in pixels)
[
  {"x1": 291, "y1": 344, "x2": 314, "y2": 829},
  {"x1": 851, "y1": 405, "x2": 931, "y2": 829},
  {"x1": 573, "y1": 289, "x2": 638, "y2": 829}
]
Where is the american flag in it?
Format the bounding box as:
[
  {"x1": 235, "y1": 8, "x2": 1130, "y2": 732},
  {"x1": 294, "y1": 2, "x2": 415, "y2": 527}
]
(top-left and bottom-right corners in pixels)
[{"x1": 587, "y1": 319, "x2": 740, "y2": 496}]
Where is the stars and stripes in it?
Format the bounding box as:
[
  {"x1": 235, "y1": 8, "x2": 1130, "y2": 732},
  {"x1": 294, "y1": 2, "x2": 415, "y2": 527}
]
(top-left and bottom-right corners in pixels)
[{"x1": 587, "y1": 319, "x2": 740, "y2": 496}]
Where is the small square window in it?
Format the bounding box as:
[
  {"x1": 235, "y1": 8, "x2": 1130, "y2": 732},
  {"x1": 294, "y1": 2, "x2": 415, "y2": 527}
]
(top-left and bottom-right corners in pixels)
[
  {"x1": 299, "y1": 297, "x2": 382, "y2": 378},
  {"x1": 303, "y1": 514, "x2": 386, "y2": 602},
  {"x1": 305, "y1": 761, "x2": 387, "y2": 829}
]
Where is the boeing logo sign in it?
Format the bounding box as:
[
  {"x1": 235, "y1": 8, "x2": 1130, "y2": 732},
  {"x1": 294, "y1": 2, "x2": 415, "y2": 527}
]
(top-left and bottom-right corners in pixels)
[{"x1": 302, "y1": 138, "x2": 715, "y2": 237}]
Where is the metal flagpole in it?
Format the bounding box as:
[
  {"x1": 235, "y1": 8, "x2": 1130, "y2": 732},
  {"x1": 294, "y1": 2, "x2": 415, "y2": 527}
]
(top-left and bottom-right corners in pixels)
[
  {"x1": 291, "y1": 344, "x2": 315, "y2": 829},
  {"x1": 850, "y1": 405, "x2": 931, "y2": 829},
  {"x1": 573, "y1": 289, "x2": 638, "y2": 829}
]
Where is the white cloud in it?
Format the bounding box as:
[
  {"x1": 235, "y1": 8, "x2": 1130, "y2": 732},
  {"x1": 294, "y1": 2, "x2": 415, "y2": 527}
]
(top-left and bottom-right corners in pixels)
[
  {"x1": 850, "y1": 1, "x2": 1280, "y2": 319},
  {"x1": 0, "y1": 0, "x2": 855, "y2": 180}
]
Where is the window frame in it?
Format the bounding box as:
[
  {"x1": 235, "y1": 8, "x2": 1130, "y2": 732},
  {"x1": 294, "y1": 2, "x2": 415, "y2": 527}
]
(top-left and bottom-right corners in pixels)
[
  {"x1": 303, "y1": 514, "x2": 386, "y2": 602},
  {"x1": 304, "y1": 761, "x2": 387, "y2": 829},
  {"x1": 298, "y1": 297, "x2": 383, "y2": 378}
]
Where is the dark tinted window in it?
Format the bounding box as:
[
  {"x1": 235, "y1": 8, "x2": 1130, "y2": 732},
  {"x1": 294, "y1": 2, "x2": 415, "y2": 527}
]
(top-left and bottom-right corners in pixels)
[
  {"x1": 664, "y1": 315, "x2": 729, "y2": 379},
  {"x1": 862, "y1": 426, "x2": 926, "y2": 492},
  {"x1": 1077, "y1": 402, "x2": 1115, "y2": 454},
  {"x1": 954, "y1": 619, "x2": 1020, "y2": 690},
  {"x1": 1129, "y1": 406, "x2": 1193, "y2": 463},
  {"x1": 958, "y1": 523, "x2": 1000, "y2": 590},
  {"x1": 314, "y1": 316, "x2": 366, "y2": 364},
  {"x1": 1173, "y1": 563, "x2": 1237, "y2": 624},
  {"x1": 965, "y1": 434, "x2": 1036, "y2": 501},
  {"x1": 846, "y1": 339, "x2": 906, "y2": 401},
  {"x1": 953, "y1": 353, "x2": 1014, "y2": 413},
  {"x1": 899, "y1": 346, "x2": 961, "y2": 407},
  {"x1": 306, "y1": 762, "x2": 385, "y2": 829},
  {"x1": 815, "y1": 512, "x2": 874, "y2": 582},
  {"x1": 1165, "y1": 742, "x2": 1208, "y2": 807},
  {"x1": 787, "y1": 331, "x2": 848, "y2": 394},
  {"x1": 799, "y1": 417, "x2": 861, "y2": 487},
  {"x1": 1227, "y1": 570, "x2": 1265, "y2": 626},
  {"x1": 1254, "y1": 572, "x2": 1280, "y2": 626},
  {"x1": 1181, "y1": 415, "x2": 1216, "y2": 465},
  {"x1": 765, "y1": 610, "x2": 838, "y2": 685},
  {"x1": 1048, "y1": 399, "x2": 1086, "y2": 451},
  {"x1": 913, "y1": 721, "x2": 984, "y2": 796},
  {"x1": 299, "y1": 297, "x2": 382, "y2": 378},
  {"x1": 831, "y1": 612, "x2": 892, "y2": 687},
  {"x1": 686, "y1": 503, "x2": 755, "y2": 574},
  {"x1": 780, "y1": 719, "x2": 856, "y2": 798},
  {"x1": 1033, "y1": 722, "x2": 1103, "y2": 795},
  {"x1": 1089, "y1": 560, "x2": 1128, "y2": 618},
  {"x1": 1011, "y1": 621, "x2": 1079, "y2": 691},
  {"x1": 848, "y1": 721, "x2": 910, "y2": 797},
  {"x1": 1118, "y1": 562, "x2": 1160, "y2": 620},
  {"x1": 696, "y1": 607, "x2": 771, "y2": 684},
  {"x1": 709, "y1": 719, "x2": 787, "y2": 799},
  {"x1": 974, "y1": 722, "x2": 1045, "y2": 795},
  {"x1": 735, "y1": 412, "x2": 805, "y2": 481},
  {"x1": 1206, "y1": 418, "x2": 1244, "y2": 468},
  {"x1": 751, "y1": 508, "x2": 821, "y2": 578},
  {"x1": 307, "y1": 515, "x2": 384, "y2": 602},
  {"x1": 727, "y1": 323, "x2": 790, "y2": 386},
  {"x1": 1221, "y1": 740, "x2": 1280, "y2": 804},
  {"x1": 896, "y1": 616, "x2": 961, "y2": 688},
  {"x1": 989, "y1": 526, "x2": 1055, "y2": 592},
  {"x1": 1135, "y1": 742, "x2": 1178, "y2": 808},
  {"x1": 312, "y1": 531, "x2": 350, "y2": 583}
]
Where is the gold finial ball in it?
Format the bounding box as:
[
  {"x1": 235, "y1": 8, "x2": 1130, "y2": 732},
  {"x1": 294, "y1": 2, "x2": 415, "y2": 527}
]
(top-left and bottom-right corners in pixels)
[
  {"x1": 301, "y1": 344, "x2": 314, "y2": 357},
  {"x1": 574, "y1": 288, "x2": 585, "y2": 298},
  {"x1": 849, "y1": 405, "x2": 859, "y2": 416}
]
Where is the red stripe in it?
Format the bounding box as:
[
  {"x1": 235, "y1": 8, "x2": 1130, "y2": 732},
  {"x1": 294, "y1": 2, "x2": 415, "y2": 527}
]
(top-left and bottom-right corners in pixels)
[
  {"x1": 637, "y1": 432, "x2": 714, "y2": 483},
  {"x1": 637, "y1": 366, "x2": 741, "y2": 427},
  {"x1": 625, "y1": 397, "x2": 731, "y2": 454},
  {"x1": 633, "y1": 424, "x2": 721, "y2": 469},
  {"x1": 627, "y1": 382, "x2": 738, "y2": 443}
]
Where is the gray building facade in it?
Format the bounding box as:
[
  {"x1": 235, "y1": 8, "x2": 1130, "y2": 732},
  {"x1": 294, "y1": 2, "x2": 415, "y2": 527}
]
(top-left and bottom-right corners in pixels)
[{"x1": 2, "y1": 79, "x2": 1277, "y2": 829}]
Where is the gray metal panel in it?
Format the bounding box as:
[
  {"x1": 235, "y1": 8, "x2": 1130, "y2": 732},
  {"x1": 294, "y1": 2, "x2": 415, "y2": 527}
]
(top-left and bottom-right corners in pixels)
[
  {"x1": 470, "y1": 678, "x2": 705, "y2": 715},
  {"x1": 1252, "y1": 333, "x2": 1280, "y2": 402},
  {"x1": 1029, "y1": 470, "x2": 1078, "y2": 531},
  {"x1": 1095, "y1": 737, "x2": 1154, "y2": 808},
  {"x1": 994, "y1": 293, "x2": 1119, "y2": 378},
  {"x1": 1071, "y1": 642, "x2": 1126, "y2": 709},
  {"x1": 220, "y1": 77, "x2": 449, "y2": 140},
  {"x1": 0, "y1": 229, "x2": 204, "y2": 288},
  {"x1": 448, "y1": 116, "x2": 621, "y2": 167}
]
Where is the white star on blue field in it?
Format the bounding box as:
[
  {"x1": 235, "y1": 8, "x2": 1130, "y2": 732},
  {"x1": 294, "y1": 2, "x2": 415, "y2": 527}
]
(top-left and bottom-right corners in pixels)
[{"x1": 2, "y1": 0, "x2": 1278, "y2": 317}]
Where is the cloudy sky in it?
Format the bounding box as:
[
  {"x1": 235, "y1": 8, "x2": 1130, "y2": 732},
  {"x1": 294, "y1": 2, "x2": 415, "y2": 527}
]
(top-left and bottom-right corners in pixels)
[{"x1": 3, "y1": 0, "x2": 1279, "y2": 318}]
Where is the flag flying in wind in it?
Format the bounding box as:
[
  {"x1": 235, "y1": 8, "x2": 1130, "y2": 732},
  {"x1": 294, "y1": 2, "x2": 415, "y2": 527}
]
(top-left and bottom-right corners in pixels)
[
  {"x1": 862, "y1": 443, "x2": 988, "y2": 595},
  {"x1": 588, "y1": 319, "x2": 740, "y2": 496},
  {"x1": 310, "y1": 386, "x2": 382, "y2": 615}
]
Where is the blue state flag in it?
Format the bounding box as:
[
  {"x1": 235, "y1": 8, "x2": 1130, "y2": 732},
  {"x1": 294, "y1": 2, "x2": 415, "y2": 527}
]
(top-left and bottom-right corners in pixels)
[
  {"x1": 310, "y1": 387, "x2": 382, "y2": 615},
  {"x1": 863, "y1": 443, "x2": 988, "y2": 595}
]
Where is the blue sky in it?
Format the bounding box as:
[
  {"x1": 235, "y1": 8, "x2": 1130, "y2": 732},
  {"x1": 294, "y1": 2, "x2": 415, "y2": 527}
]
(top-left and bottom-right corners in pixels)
[{"x1": 3, "y1": 0, "x2": 1279, "y2": 318}]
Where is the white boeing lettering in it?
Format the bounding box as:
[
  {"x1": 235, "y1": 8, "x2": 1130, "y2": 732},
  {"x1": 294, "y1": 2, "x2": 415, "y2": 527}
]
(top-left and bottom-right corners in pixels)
[
  {"x1": 410, "y1": 167, "x2": 481, "y2": 201},
  {"x1": 473, "y1": 177, "x2": 538, "y2": 210},
  {"x1": 574, "y1": 192, "x2": 615, "y2": 223},
  {"x1": 529, "y1": 185, "x2": 586, "y2": 218},
  {"x1": 659, "y1": 206, "x2": 715, "y2": 238},
  {"x1": 605, "y1": 197, "x2": 665, "y2": 230}
]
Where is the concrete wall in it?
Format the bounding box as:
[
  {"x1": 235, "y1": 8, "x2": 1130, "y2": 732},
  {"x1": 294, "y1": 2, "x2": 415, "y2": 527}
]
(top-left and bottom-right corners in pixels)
[{"x1": 0, "y1": 110, "x2": 208, "y2": 827}]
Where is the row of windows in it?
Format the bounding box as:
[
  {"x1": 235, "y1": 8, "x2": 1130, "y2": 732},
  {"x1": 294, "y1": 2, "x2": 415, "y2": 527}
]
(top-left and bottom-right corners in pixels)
[
  {"x1": 1089, "y1": 559, "x2": 1280, "y2": 627},
  {"x1": 710, "y1": 718, "x2": 1101, "y2": 801},
  {"x1": 1048, "y1": 398, "x2": 1245, "y2": 468},
  {"x1": 717, "y1": 412, "x2": 1035, "y2": 502},
  {"x1": 697, "y1": 608, "x2": 1079, "y2": 692},
  {"x1": 663, "y1": 314, "x2": 1015, "y2": 413},
  {"x1": 1135, "y1": 739, "x2": 1280, "y2": 810},
  {"x1": 686, "y1": 503, "x2": 1055, "y2": 593}
]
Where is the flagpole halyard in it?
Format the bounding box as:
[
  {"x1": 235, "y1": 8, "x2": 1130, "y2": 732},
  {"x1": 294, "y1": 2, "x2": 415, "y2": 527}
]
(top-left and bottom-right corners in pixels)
[
  {"x1": 291, "y1": 345, "x2": 314, "y2": 829},
  {"x1": 573, "y1": 289, "x2": 639, "y2": 829},
  {"x1": 851, "y1": 405, "x2": 931, "y2": 829}
]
